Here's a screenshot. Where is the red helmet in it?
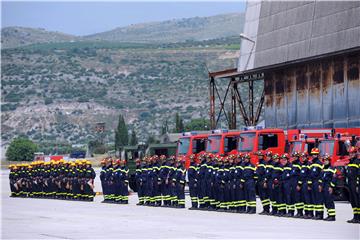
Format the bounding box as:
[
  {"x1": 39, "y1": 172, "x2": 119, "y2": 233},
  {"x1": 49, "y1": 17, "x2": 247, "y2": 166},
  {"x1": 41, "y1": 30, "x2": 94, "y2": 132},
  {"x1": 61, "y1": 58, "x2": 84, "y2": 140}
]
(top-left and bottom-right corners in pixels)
[
  {"x1": 281, "y1": 153, "x2": 290, "y2": 159},
  {"x1": 272, "y1": 153, "x2": 280, "y2": 160},
  {"x1": 244, "y1": 153, "x2": 251, "y2": 159},
  {"x1": 311, "y1": 148, "x2": 320, "y2": 155}
]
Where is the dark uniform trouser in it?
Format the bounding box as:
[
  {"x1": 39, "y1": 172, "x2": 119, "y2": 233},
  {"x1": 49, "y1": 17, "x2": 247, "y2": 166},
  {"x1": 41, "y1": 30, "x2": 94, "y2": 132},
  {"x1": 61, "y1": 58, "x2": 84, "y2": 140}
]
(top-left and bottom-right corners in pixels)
[
  {"x1": 189, "y1": 182, "x2": 197, "y2": 208},
  {"x1": 272, "y1": 184, "x2": 282, "y2": 213},
  {"x1": 268, "y1": 180, "x2": 275, "y2": 212},
  {"x1": 301, "y1": 182, "x2": 313, "y2": 216},
  {"x1": 257, "y1": 180, "x2": 270, "y2": 212},
  {"x1": 348, "y1": 180, "x2": 360, "y2": 220},
  {"x1": 101, "y1": 180, "x2": 106, "y2": 200},
  {"x1": 245, "y1": 179, "x2": 256, "y2": 211},
  {"x1": 153, "y1": 181, "x2": 160, "y2": 205},
  {"x1": 311, "y1": 181, "x2": 323, "y2": 217},
  {"x1": 136, "y1": 181, "x2": 143, "y2": 204},
  {"x1": 171, "y1": 182, "x2": 178, "y2": 205},
  {"x1": 177, "y1": 183, "x2": 185, "y2": 207},
  {"x1": 164, "y1": 182, "x2": 171, "y2": 206},
  {"x1": 199, "y1": 180, "x2": 206, "y2": 208},
  {"x1": 224, "y1": 182, "x2": 231, "y2": 209},
  {"x1": 323, "y1": 183, "x2": 336, "y2": 218},
  {"x1": 205, "y1": 180, "x2": 212, "y2": 207},
  {"x1": 282, "y1": 182, "x2": 292, "y2": 214},
  {"x1": 291, "y1": 180, "x2": 303, "y2": 215},
  {"x1": 218, "y1": 184, "x2": 225, "y2": 209}
]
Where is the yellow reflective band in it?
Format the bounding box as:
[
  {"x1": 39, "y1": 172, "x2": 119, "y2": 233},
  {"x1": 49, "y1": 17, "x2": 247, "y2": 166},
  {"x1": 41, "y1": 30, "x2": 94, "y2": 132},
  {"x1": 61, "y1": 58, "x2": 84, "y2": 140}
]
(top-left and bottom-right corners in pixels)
[
  {"x1": 348, "y1": 164, "x2": 359, "y2": 168},
  {"x1": 311, "y1": 163, "x2": 324, "y2": 169},
  {"x1": 245, "y1": 166, "x2": 256, "y2": 171},
  {"x1": 323, "y1": 168, "x2": 336, "y2": 174}
]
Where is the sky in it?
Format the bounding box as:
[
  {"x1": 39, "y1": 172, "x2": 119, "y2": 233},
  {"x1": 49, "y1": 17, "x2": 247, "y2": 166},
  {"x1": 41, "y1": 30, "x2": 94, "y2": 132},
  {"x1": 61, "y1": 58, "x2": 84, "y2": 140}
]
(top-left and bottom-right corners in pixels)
[{"x1": 1, "y1": 1, "x2": 246, "y2": 36}]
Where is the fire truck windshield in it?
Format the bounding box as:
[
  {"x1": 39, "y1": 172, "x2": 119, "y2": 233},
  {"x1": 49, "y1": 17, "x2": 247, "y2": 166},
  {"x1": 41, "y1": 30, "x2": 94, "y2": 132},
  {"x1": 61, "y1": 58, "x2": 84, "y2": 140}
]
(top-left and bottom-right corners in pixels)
[
  {"x1": 206, "y1": 135, "x2": 221, "y2": 153},
  {"x1": 318, "y1": 140, "x2": 335, "y2": 157},
  {"x1": 178, "y1": 137, "x2": 190, "y2": 155},
  {"x1": 238, "y1": 132, "x2": 256, "y2": 152}
]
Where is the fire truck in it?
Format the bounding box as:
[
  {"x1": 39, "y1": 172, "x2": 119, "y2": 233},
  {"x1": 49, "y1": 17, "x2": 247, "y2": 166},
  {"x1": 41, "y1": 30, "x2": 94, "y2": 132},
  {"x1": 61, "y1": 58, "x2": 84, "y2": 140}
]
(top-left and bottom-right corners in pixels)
[
  {"x1": 205, "y1": 129, "x2": 241, "y2": 156},
  {"x1": 177, "y1": 132, "x2": 209, "y2": 168}
]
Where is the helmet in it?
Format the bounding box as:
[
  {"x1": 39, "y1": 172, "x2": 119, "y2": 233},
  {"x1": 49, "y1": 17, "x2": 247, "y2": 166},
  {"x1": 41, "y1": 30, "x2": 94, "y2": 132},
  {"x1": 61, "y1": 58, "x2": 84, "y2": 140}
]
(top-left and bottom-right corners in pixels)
[
  {"x1": 292, "y1": 151, "x2": 301, "y2": 157},
  {"x1": 244, "y1": 153, "x2": 251, "y2": 159},
  {"x1": 349, "y1": 146, "x2": 357, "y2": 153},
  {"x1": 311, "y1": 148, "x2": 320, "y2": 155},
  {"x1": 265, "y1": 150, "x2": 273, "y2": 157},
  {"x1": 272, "y1": 153, "x2": 280, "y2": 160},
  {"x1": 281, "y1": 153, "x2": 290, "y2": 159},
  {"x1": 323, "y1": 153, "x2": 331, "y2": 160},
  {"x1": 256, "y1": 150, "x2": 265, "y2": 156}
]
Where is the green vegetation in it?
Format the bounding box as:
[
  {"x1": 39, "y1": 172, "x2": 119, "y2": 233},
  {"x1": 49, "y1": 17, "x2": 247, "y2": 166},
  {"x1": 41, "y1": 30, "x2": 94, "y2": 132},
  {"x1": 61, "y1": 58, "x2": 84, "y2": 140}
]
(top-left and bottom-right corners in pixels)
[
  {"x1": 115, "y1": 114, "x2": 129, "y2": 151},
  {"x1": 6, "y1": 137, "x2": 38, "y2": 161}
]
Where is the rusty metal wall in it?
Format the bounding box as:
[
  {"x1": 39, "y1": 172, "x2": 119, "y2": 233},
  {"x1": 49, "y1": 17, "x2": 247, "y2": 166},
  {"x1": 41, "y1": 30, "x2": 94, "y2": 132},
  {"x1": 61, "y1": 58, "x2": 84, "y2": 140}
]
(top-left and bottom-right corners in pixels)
[{"x1": 264, "y1": 51, "x2": 360, "y2": 129}]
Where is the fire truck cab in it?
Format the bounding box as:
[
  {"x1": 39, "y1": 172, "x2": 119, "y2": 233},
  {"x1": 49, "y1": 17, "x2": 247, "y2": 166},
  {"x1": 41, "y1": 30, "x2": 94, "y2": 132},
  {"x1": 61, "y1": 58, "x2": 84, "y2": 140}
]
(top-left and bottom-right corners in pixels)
[
  {"x1": 205, "y1": 129, "x2": 241, "y2": 156},
  {"x1": 237, "y1": 127, "x2": 286, "y2": 164},
  {"x1": 177, "y1": 132, "x2": 208, "y2": 168}
]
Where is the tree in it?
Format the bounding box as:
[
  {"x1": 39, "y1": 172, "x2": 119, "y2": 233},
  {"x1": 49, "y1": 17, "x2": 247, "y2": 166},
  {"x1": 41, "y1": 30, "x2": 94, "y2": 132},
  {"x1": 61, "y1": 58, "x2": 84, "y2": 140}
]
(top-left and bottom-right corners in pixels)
[
  {"x1": 184, "y1": 118, "x2": 210, "y2": 131},
  {"x1": 6, "y1": 137, "x2": 38, "y2": 161},
  {"x1": 115, "y1": 114, "x2": 129, "y2": 151},
  {"x1": 161, "y1": 120, "x2": 169, "y2": 135},
  {"x1": 146, "y1": 135, "x2": 159, "y2": 145},
  {"x1": 174, "y1": 113, "x2": 184, "y2": 133},
  {"x1": 129, "y1": 130, "x2": 138, "y2": 145}
]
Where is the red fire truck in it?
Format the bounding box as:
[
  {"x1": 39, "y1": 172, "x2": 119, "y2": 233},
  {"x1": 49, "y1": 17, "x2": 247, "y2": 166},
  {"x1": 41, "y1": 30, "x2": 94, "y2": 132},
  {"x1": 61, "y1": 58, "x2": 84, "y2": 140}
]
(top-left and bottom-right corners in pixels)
[
  {"x1": 176, "y1": 132, "x2": 209, "y2": 168},
  {"x1": 205, "y1": 129, "x2": 241, "y2": 156}
]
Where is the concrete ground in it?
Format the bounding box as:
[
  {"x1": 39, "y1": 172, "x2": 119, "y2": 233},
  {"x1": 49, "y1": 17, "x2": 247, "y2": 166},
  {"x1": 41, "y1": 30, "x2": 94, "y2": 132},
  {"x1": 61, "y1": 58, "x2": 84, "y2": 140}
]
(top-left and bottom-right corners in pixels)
[{"x1": 1, "y1": 169, "x2": 359, "y2": 239}]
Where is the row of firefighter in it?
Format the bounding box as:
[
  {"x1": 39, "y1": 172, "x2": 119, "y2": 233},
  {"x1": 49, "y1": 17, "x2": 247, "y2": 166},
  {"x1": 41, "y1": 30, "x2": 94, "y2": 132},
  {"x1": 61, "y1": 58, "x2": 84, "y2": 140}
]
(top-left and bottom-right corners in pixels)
[
  {"x1": 9, "y1": 159, "x2": 96, "y2": 201},
  {"x1": 127, "y1": 147, "x2": 359, "y2": 223}
]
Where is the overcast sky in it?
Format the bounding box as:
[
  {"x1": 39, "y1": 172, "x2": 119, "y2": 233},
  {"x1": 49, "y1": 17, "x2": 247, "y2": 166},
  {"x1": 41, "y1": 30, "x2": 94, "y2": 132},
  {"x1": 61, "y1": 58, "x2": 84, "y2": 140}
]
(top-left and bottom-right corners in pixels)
[{"x1": 2, "y1": 1, "x2": 246, "y2": 36}]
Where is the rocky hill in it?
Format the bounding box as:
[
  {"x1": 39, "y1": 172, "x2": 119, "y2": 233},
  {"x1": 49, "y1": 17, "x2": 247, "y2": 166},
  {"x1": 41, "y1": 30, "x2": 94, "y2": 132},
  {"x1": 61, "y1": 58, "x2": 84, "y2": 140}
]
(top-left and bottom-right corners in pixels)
[{"x1": 1, "y1": 26, "x2": 78, "y2": 49}]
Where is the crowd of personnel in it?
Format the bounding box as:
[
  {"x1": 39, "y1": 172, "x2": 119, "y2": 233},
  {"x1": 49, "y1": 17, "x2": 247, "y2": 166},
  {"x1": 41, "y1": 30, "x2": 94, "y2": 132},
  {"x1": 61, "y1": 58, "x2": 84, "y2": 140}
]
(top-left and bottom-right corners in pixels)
[
  {"x1": 100, "y1": 159, "x2": 130, "y2": 204},
  {"x1": 8, "y1": 146, "x2": 360, "y2": 224},
  {"x1": 132, "y1": 147, "x2": 360, "y2": 223},
  {"x1": 8, "y1": 159, "x2": 96, "y2": 201}
]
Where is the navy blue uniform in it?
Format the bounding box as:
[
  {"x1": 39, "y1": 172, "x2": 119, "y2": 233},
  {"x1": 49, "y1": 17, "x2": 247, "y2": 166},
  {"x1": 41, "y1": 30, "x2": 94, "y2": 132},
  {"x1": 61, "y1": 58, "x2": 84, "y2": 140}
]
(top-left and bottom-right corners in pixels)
[
  {"x1": 309, "y1": 158, "x2": 324, "y2": 218},
  {"x1": 243, "y1": 161, "x2": 257, "y2": 213},
  {"x1": 188, "y1": 162, "x2": 199, "y2": 208},
  {"x1": 320, "y1": 165, "x2": 337, "y2": 219}
]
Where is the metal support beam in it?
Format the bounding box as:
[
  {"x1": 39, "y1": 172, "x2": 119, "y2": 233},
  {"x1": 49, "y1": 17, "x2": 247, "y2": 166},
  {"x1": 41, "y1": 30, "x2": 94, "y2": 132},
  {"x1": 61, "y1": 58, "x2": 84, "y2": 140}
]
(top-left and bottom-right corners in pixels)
[
  {"x1": 255, "y1": 89, "x2": 265, "y2": 124},
  {"x1": 230, "y1": 78, "x2": 237, "y2": 129},
  {"x1": 209, "y1": 77, "x2": 216, "y2": 129},
  {"x1": 234, "y1": 83, "x2": 250, "y2": 126},
  {"x1": 214, "y1": 80, "x2": 231, "y2": 128},
  {"x1": 249, "y1": 80, "x2": 254, "y2": 124}
]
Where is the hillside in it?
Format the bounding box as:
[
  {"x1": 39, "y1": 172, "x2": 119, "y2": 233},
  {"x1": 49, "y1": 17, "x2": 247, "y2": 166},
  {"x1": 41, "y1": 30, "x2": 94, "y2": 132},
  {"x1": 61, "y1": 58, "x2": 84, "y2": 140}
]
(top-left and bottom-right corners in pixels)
[
  {"x1": 1, "y1": 38, "x2": 255, "y2": 146},
  {"x1": 85, "y1": 13, "x2": 244, "y2": 43},
  {"x1": 1, "y1": 26, "x2": 78, "y2": 49}
]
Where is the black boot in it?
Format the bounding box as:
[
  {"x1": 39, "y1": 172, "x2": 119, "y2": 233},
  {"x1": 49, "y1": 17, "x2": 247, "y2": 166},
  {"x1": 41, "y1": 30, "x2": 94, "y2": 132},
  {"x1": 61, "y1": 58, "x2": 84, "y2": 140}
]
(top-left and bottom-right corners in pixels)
[{"x1": 324, "y1": 216, "x2": 336, "y2": 221}]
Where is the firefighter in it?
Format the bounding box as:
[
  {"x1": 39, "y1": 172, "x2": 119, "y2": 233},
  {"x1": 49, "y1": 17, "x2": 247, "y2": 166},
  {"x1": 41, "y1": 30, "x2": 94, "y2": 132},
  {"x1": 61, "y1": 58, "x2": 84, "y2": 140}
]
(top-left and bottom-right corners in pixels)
[
  {"x1": 158, "y1": 155, "x2": 168, "y2": 206},
  {"x1": 198, "y1": 154, "x2": 207, "y2": 209},
  {"x1": 263, "y1": 151, "x2": 274, "y2": 214},
  {"x1": 243, "y1": 153, "x2": 256, "y2": 214},
  {"x1": 256, "y1": 151, "x2": 269, "y2": 215},
  {"x1": 309, "y1": 148, "x2": 324, "y2": 220},
  {"x1": 216, "y1": 156, "x2": 225, "y2": 211},
  {"x1": 228, "y1": 155, "x2": 237, "y2": 212},
  {"x1": 175, "y1": 158, "x2": 186, "y2": 208},
  {"x1": 152, "y1": 156, "x2": 161, "y2": 206},
  {"x1": 121, "y1": 160, "x2": 130, "y2": 204},
  {"x1": 297, "y1": 152, "x2": 313, "y2": 219},
  {"x1": 84, "y1": 161, "x2": 96, "y2": 201},
  {"x1": 270, "y1": 153, "x2": 282, "y2": 216},
  {"x1": 347, "y1": 146, "x2": 360, "y2": 223},
  {"x1": 9, "y1": 165, "x2": 18, "y2": 197},
  {"x1": 104, "y1": 159, "x2": 114, "y2": 203},
  {"x1": 320, "y1": 154, "x2": 337, "y2": 221},
  {"x1": 204, "y1": 154, "x2": 213, "y2": 209},
  {"x1": 233, "y1": 154, "x2": 245, "y2": 213},
  {"x1": 167, "y1": 156, "x2": 176, "y2": 207},
  {"x1": 135, "y1": 159, "x2": 144, "y2": 205},
  {"x1": 222, "y1": 156, "x2": 231, "y2": 211},
  {"x1": 100, "y1": 159, "x2": 107, "y2": 202},
  {"x1": 113, "y1": 159, "x2": 122, "y2": 203},
  {"x1": 280, "y1": 153, "x2": 292, "y2": 217},
  {"x1": 290, "y1": 152, "x2": 303, "y2": 218},
  {"x1": 188, "y1": 154, "x2": 198, "y2": 209},
  {"x1": 141, "y1": 157, "x2": 150, "y2": 205}
]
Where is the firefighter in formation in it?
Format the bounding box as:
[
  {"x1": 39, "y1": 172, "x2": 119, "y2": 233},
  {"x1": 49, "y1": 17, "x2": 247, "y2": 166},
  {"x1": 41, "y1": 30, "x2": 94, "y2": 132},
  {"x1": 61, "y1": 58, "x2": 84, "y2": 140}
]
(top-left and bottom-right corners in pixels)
[
  {"x1": 9, "y1": 159, "x2": 96, "y2": 201},
  {"x1": 99, "y1": 158, "x2": 129, "y2": 204},
  {"x1": 186, "y1": 148, "x2": 357, "y2": 222},
  {"x1": 134, "y1": 155, "x2": 186, "y2": 208}
]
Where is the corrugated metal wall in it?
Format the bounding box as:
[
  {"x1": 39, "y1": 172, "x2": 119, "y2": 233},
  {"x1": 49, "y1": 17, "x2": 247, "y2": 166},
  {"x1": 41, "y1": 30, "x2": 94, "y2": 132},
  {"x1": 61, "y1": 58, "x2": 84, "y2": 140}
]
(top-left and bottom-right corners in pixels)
[{"x1": 264, "y1": 51, "x2": 360, "y2": 129}]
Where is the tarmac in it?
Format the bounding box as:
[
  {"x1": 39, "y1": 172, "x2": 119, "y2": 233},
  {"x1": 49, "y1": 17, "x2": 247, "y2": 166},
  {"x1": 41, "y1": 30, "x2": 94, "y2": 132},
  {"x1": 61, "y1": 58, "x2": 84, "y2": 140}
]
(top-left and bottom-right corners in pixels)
[{"x1": 1, "y1": 169, "x2": 359, "y2": 239}]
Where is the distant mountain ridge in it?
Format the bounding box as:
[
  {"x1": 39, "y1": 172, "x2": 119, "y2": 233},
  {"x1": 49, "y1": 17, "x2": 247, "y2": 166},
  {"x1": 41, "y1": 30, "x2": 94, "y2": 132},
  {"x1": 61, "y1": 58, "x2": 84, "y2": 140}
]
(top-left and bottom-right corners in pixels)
[
  {"x1": 85, "y1": 13, "x2": 244, "y2": 43},
  {"x1": 1, "y1": 26, "x2": 78, "y2": 49},
  {"x1": 1, "y1": 13, "x2": 244, "y2": 48}
]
